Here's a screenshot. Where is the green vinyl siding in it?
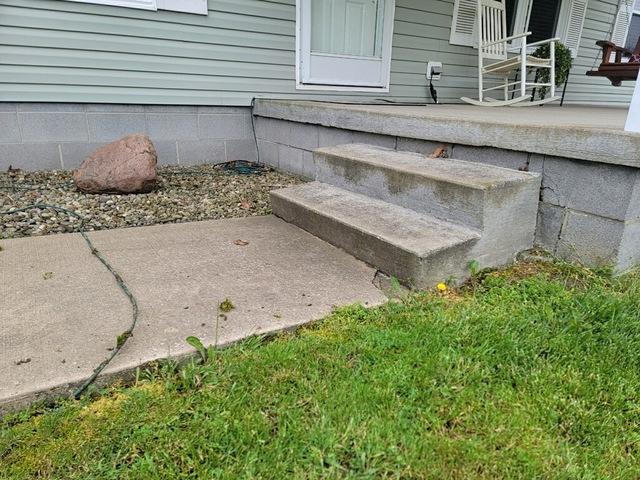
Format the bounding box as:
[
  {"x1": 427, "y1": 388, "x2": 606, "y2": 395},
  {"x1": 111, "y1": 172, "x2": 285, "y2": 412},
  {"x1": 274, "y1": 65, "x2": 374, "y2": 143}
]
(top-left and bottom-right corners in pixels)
[
  {"x1": 562, "y1": 0, "x2": 635, "y2": 105},
  {"x1": 0, "y1": 0, "x2": 633, "y2": 106}
]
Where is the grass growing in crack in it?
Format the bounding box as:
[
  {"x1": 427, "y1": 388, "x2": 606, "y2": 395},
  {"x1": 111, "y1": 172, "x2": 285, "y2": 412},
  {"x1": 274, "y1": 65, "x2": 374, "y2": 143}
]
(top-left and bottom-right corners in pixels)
[{"x1": 2, "y1": 261, "x2": 640, "y2": 479}]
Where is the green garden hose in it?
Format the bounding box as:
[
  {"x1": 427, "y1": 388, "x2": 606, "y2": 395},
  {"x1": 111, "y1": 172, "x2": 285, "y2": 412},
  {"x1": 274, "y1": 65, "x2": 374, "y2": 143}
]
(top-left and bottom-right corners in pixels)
[{"x1": 0, "y1": 203, "x2": 139, "y2": 399}]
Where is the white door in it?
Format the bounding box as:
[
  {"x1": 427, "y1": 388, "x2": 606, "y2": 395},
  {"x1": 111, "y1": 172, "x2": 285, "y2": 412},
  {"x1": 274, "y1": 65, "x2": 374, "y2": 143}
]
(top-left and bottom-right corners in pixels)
[{"x1": 298, "y1": 0, "x2": 395, "y2": 88}]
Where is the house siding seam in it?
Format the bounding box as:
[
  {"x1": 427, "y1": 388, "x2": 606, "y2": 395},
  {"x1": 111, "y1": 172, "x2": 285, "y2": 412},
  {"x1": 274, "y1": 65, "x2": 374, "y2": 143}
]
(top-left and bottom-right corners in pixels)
[{"x1": 0, "y1": 0, "x2": 633, "y2": 106}]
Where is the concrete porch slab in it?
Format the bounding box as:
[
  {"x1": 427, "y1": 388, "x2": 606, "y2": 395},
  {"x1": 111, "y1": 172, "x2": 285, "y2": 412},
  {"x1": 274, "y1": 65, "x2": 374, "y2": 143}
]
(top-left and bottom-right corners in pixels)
[
  {"x1": 254, "y1": 100, "x2": 639, "y2": 167},
  {"x1": 0, "y1": 216, "x2": 386, "y2": 413}
]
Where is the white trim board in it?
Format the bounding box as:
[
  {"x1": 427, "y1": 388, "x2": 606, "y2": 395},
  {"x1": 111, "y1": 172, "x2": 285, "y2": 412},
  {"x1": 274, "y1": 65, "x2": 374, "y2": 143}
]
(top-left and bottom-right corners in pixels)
[
  {"x1": 157, "y1": 0, "x2": 207, "y2": 15},
  {"x1": 62, "y1": 0, "x2": 208, "y2": 14},
  {"x1": 63, "y1": 0, "x2": 156, "y2": 10}
]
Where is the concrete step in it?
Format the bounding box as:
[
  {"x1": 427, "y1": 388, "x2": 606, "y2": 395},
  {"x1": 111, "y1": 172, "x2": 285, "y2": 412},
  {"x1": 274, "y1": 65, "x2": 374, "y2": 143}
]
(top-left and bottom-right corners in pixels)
[
  {"x1": 314, "y1": 143, "x2": 540, "y2": 231},
  {"x1": 271, "y1": 182, "x2": 480, "y2": 288}
]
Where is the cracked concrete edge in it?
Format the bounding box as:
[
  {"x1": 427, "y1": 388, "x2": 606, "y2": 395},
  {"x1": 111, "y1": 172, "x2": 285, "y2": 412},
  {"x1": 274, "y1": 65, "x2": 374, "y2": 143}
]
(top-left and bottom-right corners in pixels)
[{"x1": 372, "y1": 270, "x2": 414, "y2": 299}]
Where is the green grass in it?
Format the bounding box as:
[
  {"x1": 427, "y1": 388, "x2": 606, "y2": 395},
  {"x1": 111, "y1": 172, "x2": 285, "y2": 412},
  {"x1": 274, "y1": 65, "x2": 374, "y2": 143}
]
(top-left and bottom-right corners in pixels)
[{"x1": 2, "y1": 262, "x2": 640, "y2": 479}]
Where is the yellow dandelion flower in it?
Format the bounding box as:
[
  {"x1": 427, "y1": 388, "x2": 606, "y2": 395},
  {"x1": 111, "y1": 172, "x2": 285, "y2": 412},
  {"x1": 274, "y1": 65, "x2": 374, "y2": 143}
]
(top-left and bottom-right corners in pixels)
[{"x1": 437, "y1": 282, "x2": 447, "y2": 292}]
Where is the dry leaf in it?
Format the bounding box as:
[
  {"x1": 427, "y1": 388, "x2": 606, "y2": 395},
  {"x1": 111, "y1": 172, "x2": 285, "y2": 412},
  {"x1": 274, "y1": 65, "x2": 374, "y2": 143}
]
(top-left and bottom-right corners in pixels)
[
  {"x1": 429, "y1": 144, "x2": 449, "y2": 159},
  {"x1": 234, "y1": 239, "x2": 249, "y2": 246}
]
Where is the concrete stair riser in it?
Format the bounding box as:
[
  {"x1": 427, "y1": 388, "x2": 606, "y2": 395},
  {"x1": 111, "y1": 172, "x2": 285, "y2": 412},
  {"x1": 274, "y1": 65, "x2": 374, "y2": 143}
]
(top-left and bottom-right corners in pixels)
[
  {"x1": 314, "y1": 144, "x2": 540, "y2": 231},
  {"x1": 315, "y1": 150, "x2": 485, "y2": 229}
]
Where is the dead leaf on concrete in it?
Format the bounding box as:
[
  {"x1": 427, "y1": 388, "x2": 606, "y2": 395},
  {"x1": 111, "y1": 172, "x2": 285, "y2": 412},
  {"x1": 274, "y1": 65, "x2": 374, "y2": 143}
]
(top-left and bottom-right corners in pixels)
[
  {"x1": 43, "y1": 271, "x2": 54, "y2": 280},
  {"x1": 429, "y1": 144, "x2": 450, "y2": 159},
  {"x1": 15, "y1": 358, "x2": 31, "y2": 366},
  {"x1": 234, "y1": 239, "x2": 250, "y2": 246}
]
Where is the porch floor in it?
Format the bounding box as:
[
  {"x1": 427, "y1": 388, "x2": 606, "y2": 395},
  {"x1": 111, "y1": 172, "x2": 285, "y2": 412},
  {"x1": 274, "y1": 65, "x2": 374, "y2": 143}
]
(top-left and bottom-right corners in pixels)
[{"x1": 254, "y1": 100, "x2": 639, "y2": 167}]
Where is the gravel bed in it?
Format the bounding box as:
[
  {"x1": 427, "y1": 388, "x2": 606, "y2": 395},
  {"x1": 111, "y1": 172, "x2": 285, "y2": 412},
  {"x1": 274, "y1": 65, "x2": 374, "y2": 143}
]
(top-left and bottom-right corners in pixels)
[{"x1": 0, "y1": 164, "x2": 302, "y2": 239}]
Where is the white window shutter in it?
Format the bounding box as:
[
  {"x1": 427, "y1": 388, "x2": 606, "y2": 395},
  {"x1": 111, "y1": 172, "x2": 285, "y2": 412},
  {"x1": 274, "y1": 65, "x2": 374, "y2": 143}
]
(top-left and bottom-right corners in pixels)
[
  {"x1": 611, "y1": 0, "x2": 633, "y2": 47},
  {"x1": 450, "y1": 0, "x2": 477, "y2": 47},
  {"x1": 156, "y1": 0, "x2": 208, "y2": 15},
  {"x1": 65, "y1": 0, "x2": 157, "y2": 10},
  {"x1": 560, "y1": 0, "x2": 588, "y2": 58}
]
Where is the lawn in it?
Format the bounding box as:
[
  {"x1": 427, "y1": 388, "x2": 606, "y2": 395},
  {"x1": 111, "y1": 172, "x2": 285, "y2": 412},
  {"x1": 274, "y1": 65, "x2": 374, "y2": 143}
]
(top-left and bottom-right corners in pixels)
[{"x1": 2, "y1": 261, "x2": 640, "y2": 479}]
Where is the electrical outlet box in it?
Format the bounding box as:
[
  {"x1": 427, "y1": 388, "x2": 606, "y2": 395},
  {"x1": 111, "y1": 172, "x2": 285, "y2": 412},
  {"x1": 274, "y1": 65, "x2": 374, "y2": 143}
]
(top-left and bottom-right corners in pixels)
[{"x1": 426, "y1": 61, "x2": 443, "y2": 81}]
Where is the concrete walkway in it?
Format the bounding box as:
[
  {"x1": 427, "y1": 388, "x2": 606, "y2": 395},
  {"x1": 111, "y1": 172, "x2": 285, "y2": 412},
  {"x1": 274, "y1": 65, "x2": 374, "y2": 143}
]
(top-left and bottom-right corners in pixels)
[{"x1": 1, "y1": 216, "x2": 386, "y2": 412}]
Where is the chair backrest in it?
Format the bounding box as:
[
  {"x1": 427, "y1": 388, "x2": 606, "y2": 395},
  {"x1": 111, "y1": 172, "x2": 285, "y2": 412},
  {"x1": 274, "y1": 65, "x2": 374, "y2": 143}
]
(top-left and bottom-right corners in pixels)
[{"x1": 477, "y1": 0, "x2": 508, "y2": 60}]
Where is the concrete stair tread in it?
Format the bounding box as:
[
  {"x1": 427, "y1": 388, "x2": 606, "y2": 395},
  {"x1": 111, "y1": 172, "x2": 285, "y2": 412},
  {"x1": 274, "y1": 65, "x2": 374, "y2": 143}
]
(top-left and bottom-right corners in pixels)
[
  {"x1": 271, "y1": 182, "x2": 480, "y2": 257},
  {"x1": 316, "y1": 143, "x2": 537, "y2": 189}
]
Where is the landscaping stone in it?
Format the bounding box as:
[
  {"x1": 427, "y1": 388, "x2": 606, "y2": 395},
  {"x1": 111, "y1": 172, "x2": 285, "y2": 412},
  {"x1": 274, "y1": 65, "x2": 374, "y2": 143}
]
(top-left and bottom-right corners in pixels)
[
  {"x1": 74, "y1": 134, "x2": 158, "y2": 193},
  {"x1": 0, "y1": 164, "x2": 301, "y2": 239}
]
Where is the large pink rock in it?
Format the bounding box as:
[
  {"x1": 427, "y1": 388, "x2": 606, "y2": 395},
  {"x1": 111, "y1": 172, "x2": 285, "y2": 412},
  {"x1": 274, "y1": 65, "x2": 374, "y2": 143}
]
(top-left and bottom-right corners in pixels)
[{"x1": 74, "y1": 134, "x2": 158, "y2": 193}]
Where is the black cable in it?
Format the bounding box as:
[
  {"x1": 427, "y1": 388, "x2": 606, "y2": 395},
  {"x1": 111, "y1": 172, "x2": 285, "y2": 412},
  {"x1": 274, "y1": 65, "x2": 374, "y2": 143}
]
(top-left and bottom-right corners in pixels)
[
  {"x1": 250, "y1": 97, "x2": 262, "y2": 166},
  {"x1": 0, "y1": 203, "x2": 139, "y2": 399},
  {"x1": 429, "y1": 79, "x2": 439, "y2": 104},
  {"x1": 293, "y1": 98, "x2": 430, "y2": 106}
]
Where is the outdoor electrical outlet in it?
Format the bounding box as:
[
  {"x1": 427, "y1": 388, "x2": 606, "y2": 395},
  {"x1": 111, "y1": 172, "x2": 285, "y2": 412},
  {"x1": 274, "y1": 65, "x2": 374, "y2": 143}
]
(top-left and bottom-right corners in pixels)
[{"x1": 426, "y1": 61, "x2": 443, "y2": 81}]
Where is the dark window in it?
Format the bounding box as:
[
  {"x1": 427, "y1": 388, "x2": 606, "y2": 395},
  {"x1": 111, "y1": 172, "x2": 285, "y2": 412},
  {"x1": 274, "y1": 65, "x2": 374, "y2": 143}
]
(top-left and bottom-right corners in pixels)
[
  {"x1": 527, "y1": 0, "x2": 562, "y2": 43},
  {"x1": 505, "y1": 0, "x2": 517, "y2": 36},
  {"x1": 626, "y1": 14, "x2": 640, "y2": 51},
  {"x1": 504, "y1": 0, "x2": 561, "y2": 43}
]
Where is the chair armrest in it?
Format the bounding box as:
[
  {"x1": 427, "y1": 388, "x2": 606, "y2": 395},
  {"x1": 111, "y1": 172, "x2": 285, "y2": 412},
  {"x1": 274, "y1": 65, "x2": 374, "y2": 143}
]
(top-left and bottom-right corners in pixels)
[
  {"x1": 527, "y1": 37, "x2": 561, "y2": 48},
  {"x1": 482, "y1": 31, "x2": 531, "y2": 48},
  {"x1": 595, "y1": 40, "x2": 632, "y2": 64},
  {"x1": 604, "y1": 42, "x2": 632, "y2": 55},
  {"x1": 596, "y1": 40, "x2": 619, "y2": 49}
]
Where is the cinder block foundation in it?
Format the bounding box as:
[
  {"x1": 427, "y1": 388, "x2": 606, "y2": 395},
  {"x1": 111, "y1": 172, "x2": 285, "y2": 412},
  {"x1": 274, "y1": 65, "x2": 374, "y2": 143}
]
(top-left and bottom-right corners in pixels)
[{"x1": 0, "y1": 103, "x2": 256, "y2": 170}]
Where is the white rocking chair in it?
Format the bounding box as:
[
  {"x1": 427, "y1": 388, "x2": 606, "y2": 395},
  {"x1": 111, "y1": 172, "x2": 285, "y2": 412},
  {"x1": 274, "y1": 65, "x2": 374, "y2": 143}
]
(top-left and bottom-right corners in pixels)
[{"x1": 461, "y1": 0, "x2": 561, "y2": 107}]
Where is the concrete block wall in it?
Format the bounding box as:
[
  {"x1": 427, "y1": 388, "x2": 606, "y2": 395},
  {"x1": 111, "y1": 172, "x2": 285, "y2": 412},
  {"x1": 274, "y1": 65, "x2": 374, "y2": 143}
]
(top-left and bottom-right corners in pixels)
[
  {"x1": 534, "y1": 157, "x2": 640, "y2": 271},
  {"x1": 255, "y1": 116, "x2": 640, "y2": 272},
  {"x1": 0, "y1": 103, "x2": 257, "y2": 170},
  {"x1": 447, "y1": 146, "x2": 639, "y2": 271}
]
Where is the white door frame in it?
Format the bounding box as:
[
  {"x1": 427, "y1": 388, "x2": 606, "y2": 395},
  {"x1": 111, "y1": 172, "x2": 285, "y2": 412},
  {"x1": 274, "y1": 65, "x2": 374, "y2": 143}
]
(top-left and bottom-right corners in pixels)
[{"x1": 295, "y1": 0, "x2": 396, "y2": 92}]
